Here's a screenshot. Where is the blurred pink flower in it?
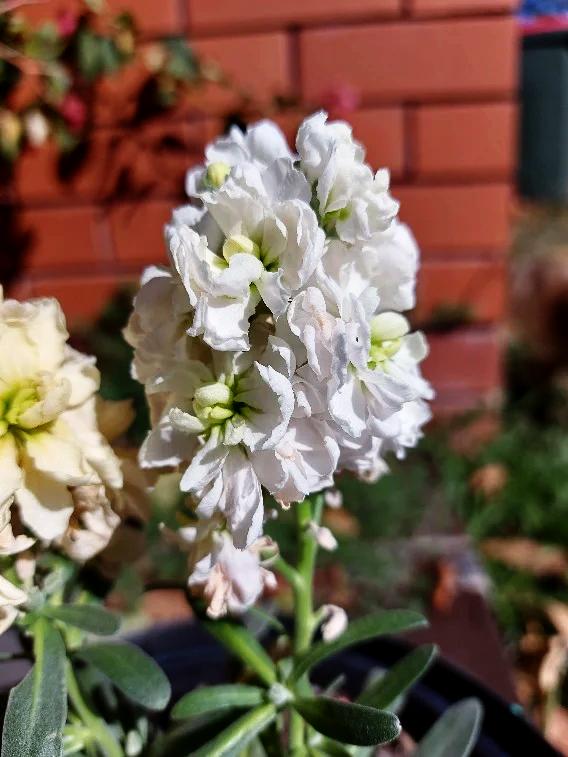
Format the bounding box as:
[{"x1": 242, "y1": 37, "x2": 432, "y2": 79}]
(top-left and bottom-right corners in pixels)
[
  {"x1": 61, "y1": 93, "x2": 87, "y2": 132},
  {"x1": 56, "y1": 9, "x2": 78, "y2": 38},
  {"x1": 320, "y1": 84, "x2": 360, "y2": 119}
]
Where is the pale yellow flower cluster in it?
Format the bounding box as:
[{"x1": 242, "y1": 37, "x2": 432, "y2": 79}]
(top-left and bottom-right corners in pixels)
[{"x1": 0, "y1": 288, "x2": 124, "y2": 632}]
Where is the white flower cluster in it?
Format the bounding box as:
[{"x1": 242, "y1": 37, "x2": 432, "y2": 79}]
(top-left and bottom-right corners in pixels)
[{"x1": 127, "y1": 112, "x2": 433, "y2": 618}]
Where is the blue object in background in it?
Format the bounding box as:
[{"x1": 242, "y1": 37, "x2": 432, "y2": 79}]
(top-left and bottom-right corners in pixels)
[{"x1": 519, "y1": 0, "x2": 568, "y2": 17}]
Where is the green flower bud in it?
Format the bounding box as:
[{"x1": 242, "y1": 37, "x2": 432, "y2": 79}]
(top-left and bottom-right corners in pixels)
[
  {"x1": 194, "y1": 382, "x2": 232, "y2": 408},
  {"x1": 206, "y1": 161, "x2": 230, "y2": 189},
  {"x1": 222, "y1": 234, "x2": 260, "y2": 262}
]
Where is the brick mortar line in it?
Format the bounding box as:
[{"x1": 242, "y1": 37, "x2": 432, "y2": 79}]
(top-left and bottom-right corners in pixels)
[{"x1": 186, "y1": 10, "x2": 515, "y2": 40}]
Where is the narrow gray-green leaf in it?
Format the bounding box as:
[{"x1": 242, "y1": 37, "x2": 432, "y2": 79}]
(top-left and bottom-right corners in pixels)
[
  {"x1": 76, "y1": 642, "x2": 171, "y2": 711},
  {"x1": 289, "y1": 610, "x2": 427, "y2": 683},
  {"x1": 294, "y1": 697, "x2": 400, "y2": 747},
  {"x1": 193, "y1": 703, "x2": 277, "y2": 757},
  {"x1": 42, "y1": 604, "x2": 120, "y2": 636},
  {"x1": 204, "y1": 618, "x2": 276, "y2": 686},
  {"x1": 357, "y1": 644, "x2": 438, "y2": 710},
  {"x1": 172, "y1": 684, "x2": 264, "y2": 721},
  {"x1": 1, "y1": 618, "x2": 67, "y2": 757},
  {"x1": 415, "y1": 698, "x2": 483, "y2": 757}
]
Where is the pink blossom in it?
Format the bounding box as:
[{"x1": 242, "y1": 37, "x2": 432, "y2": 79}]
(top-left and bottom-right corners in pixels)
[
  {"x1": 56, "y1": 10, "x2": 78, "y2": 38},
  {"x1": 61, "y1": 93, "x2": 87, "y2": 132}
]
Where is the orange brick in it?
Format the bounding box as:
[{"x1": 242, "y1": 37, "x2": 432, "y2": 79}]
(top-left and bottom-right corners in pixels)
[
  {"x1": 14, "y1": 131, "x2": 126, "y2": 203},
  {"x1": 423, "y1": 329, "x2": 501, "y2": 391},
  {"x1": 409, "y1": 0, "x2": 516, "y2": 17},
  {"x1": 93, "y1": 59, "x2": 151, "y2": 127},
  {"x1": 108, "y1": 201, "x2": 171, "y2": 265},
  {"x1": 416, "y1": 261, "x2": 507, "y2": 324},
  {"x1": 273, "y1": 107, "x2": 405, "y2": 177},
  {"x1": 190, "y1": 33, "x2": 292, "y2": 115},
  {"x1": 412, "y1": 103, "x2": 515, "y2": 180},
  {"x1": 189, "y1": 0, "x2": 400, "y2": 34},
  {"x1": 300, "y1": 18, "x2": 516, "y2": 103},
  {"x1": 30, "y1": 275, "x2": 134, "y2": 325},
  {"x1": 395, "y1": 184, "x2": 511, "y2": 254},
  {"x1": 17, "y1": 0, "x2": 82, "y2": 26},
  {"x1": 349, "y1": 108, "x2": 405, "y2": 176},
  {"x1": 18, "y1": 207, "x2": 108, "y2": 271},
  {"x1": 105, "y1": 0, "x2": 183, "y2": 36}
]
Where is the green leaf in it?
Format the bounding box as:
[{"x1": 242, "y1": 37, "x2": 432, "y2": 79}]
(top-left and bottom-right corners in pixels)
[
  {"x1": 75, "y1": 642, "x2": 171, "y2": 710},
  {"x1": 204, "y1": 618, "x2": 277, "y2": 686},
  {"x1": 172, "y1": 684, "x2": 265, "y2": 721},
  {"x1": 415, "y1": 698, "x2": 483, "y2": 757},
  {"x1": 294, "y1": 697, "x2": 400, "y2": 747},
  {"x1": 1, "y1": 618, "x2": 67, "y2": 757},
  {"x1": 42, "y1": 604, "x2": 120, "y2": 636},
  {"x1": 192, "y1": 703, "x2": 277, "y2": 757},
  {"x1": 77, "y1": 29, "x2": 103, "y2": 81},
  {"x1": 289, "y1": 610, "x2": 427, "y2": 683},
  {"x1": 357, "y1": 644, "x2": 438, "y2": 710}
]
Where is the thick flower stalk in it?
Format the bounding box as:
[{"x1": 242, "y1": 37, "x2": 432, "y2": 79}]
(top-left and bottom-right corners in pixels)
[{"x1": 127, "y1": 112, "x2": 433, "y2": 619}]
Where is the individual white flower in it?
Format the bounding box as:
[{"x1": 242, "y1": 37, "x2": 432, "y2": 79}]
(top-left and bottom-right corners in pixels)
[
  {"x1": 57, "y1": 484, "x2": 121, "y2": 563},
  {"x1": 336, "y1": 430, "x2": 389, "y2": 483},
  {"x1": 188, "y1": 531, "x2": 277, "y2": 618},
  {"x1": 320, "y1": 604, "x2": 348, "y2": 641},
  {"x1": 186, "y1": 120, "x2": 293, "y2": 198},
  {"x1": 253, "y1": 418, "x2": 339, "y2": 506},
  {"x1": 123, "y1": 266, "x2": 194, "y2": 385},
  {"x1": 141, "y1": 354, "x2": 294, "y2": 546},
  {"x1": 167, "y1": 179, "x2": 324, "y2": 351},
  {"x1": 297, "y1": 111, "x2": 398, "y2": 243},
  {"x1": 329, "y1": 306, "x2": 433, "y2": 440},
  {"x1": 0, "y1": 290, "x2": 122, "y2": 542},
  {"x1": 317, "y1": 222, "x2": 419, "y2": 314},
  {"x1": 286, "y1": 287, "x2": 343, "y2": 381},
  {"x1": 0, "y1": 575, "x2": 26, "y2": 635}
]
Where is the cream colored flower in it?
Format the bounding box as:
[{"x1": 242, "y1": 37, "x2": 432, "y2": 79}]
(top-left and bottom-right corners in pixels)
[
  {"x1": 0, "y1": 289, "x2": 122, "y2": 543},
  {"x1": 0, "y1": 575, "x2": 26, "y2": 636}
]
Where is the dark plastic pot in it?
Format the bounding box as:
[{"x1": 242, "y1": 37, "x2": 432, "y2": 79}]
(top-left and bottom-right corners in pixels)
[{"x1": 131, "y1": 620, "x2": 560, "y2": 757}]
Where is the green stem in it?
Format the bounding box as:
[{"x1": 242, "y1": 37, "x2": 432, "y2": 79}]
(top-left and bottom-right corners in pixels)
[
  {"x1": 66, "y1": 662, "x2": 123, "y2": 757},
  {"x1": 289, "y1": 493, "x2": 324, "y2": 752}
]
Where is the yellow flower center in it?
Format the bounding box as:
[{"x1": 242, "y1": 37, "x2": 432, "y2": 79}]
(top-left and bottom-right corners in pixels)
[{"x1": 0, "y1": 380, "x2": 39, "y2": 437}]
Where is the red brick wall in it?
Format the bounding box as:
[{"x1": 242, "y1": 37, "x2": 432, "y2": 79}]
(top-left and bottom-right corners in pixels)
[{"x1": 4, "y1": 0, "x2": 517, "y2": 415}]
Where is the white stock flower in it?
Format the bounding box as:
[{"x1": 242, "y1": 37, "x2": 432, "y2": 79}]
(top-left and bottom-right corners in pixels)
[
  {"x1": 128, "y1": 110, "x2": 434, "y2": 611},
  {"x1": 297, "y1": 111, "x2": 398, "y2": 243},
  {"x1": 188, "y1": 531, "x2": 276, "y2": 618},
  {"x1": 0, "y1": 290, "x2": 122, "y2": 542},
  {"x1": 167, "y1": 177, "x2": 324, "y2": 351},
  {"x1": 253, "y1": 418, "x2": 339, "y2": 506},
  {"x1": 186, "y1": 120, "x2": 293, "y2": 198},
  {"x1": 141, "y1": 352, "x2": 294, "y2": 546}
]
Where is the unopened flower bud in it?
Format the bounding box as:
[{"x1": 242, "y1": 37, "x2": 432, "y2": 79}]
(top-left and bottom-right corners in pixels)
[
  {"x1": 308, "y1": 522, "x2": 337, "y2": 551},
  {"x1": 206, "y1": 161, "x2": 230, "y2": 189},
  {"x1": 321, "y1": 604, "x2": 348, "y2": 641},
  {"x1": 222, "y1": 234, "x2": 260, "y2": 262},
  {"x1": 194, "y1": 382, "x2": 232, "y2": 408},
  {"x1": 324, "y1": 488, "x2": 343, "y2": 509}
]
